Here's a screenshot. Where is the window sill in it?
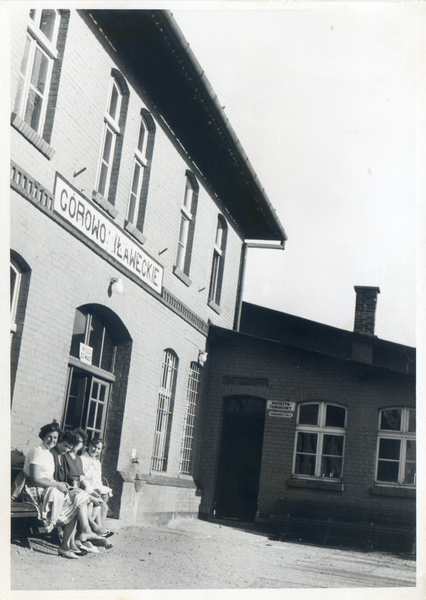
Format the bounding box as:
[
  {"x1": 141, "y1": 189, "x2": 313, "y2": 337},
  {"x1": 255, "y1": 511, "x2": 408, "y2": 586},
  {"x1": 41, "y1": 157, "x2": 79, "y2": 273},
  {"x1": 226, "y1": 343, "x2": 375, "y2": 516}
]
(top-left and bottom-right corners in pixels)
[
  {"x1": 370, "y1": 485, "x2": 415, "y2": 499},
  {"x1": 208, "y1": 299, "x2": 222, "y2": 315},
  {"x1": 92, "y1": 191, "x2": 119, "y2": 219},
  {"x1": 287, "y1": 478, "x2": 344, "y2": 493},
  {"x1": 11, "y1": 113, "x2": 55, "y2": 160},
  {"x1": 124, "y1": 220, "x2": 146, "y2": 245},
  {"x1": 173, "y1": 266, "x2": 192, "y2": 287}
]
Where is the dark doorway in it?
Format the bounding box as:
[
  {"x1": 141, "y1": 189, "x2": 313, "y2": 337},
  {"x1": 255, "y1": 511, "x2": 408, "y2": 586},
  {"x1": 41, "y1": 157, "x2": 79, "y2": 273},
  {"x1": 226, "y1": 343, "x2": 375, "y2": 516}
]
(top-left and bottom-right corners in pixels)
[{"x1": 215, "y1": 396, "x2": 266, "y2": 522}]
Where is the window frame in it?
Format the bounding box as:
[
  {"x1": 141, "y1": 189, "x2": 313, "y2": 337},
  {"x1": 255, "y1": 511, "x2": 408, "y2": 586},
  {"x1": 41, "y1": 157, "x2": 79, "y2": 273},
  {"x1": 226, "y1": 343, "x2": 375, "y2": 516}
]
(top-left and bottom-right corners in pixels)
[
  {"x1": 151, "y1": 349, "x2": 179, "y2": 473},
  {"x1": 208, "y1": 215, "x2": 227, "y2": 307},
  {"x1": 95, "y1": 77, "x2": 123, "y2": 200},
  {"x1": 10, "y1": 262, "x2": 22, "y2": 342},
  {"x1": 15, "y1": 10, "x2": 61, "y2": 137},
  {"x1": 126, "y1": 116, "x2": 149, "y2": 226},
  {"x1": 375, "y1": 407, "x2": 416, "y2": 487},
  {"x1": 292, "y1": 401, "x2": 347, "y2": 480},
  {"x1": 175, "y1": 177, "x2": 194, "y2": 273},
  {"x1": 179, "y1": 362, "x2": 201, "y2": 475}
]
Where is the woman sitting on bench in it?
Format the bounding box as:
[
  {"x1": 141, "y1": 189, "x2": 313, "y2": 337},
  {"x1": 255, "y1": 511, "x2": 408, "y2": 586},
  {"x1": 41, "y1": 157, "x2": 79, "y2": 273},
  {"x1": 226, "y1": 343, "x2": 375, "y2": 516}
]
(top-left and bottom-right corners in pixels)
[{"x1": 22, "y1": 421, "x2": 102, "y2": 558}]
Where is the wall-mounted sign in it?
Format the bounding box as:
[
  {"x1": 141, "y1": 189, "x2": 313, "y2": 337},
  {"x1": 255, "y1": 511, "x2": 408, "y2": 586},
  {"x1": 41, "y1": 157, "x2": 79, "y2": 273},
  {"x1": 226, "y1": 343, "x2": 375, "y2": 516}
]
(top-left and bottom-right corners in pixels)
[
  {"x1": 269, "y1": 411, "x2": 293, "y2": 418},
  {"x1": 79, "y1": 343, "x2": 93, "y2": 365},
  {"x1": 54, "y1": 174, "x2": 163, "y2": 294},
  {"x1": 267, "y1": 401, "x2": 296, "y2": 412}
]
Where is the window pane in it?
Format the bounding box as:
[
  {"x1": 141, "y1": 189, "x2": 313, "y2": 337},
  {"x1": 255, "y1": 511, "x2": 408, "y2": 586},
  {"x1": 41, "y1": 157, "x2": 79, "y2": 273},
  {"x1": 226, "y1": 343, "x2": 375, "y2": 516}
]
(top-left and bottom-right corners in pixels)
[
  {"x1": 138, "y1": 120, "x2": 146, "y2": 154},
  {"x1": 378, "y1": 438, "x2": 401, "y2": 460},
  {"x1": 322, "y1": 435, "x2": 344, "y2": 457},
  {"x1": 88, "y1": 314, "x2": 104, "y2": 368},
  {"x1": 24, "y1": 89, "x2": 43, "y2": 132},
  {"x1": 102, "y1": 128, "x2": 114, "y2": 163},
  {"x1": 131, "y1": 162, "x2": 141, "y2": 195},
  {"x1": 298, "y1": 404, "x2": 319, "y2": 425},
  {"x1": 109, "y1": 83, "x2": 119, "y2": 121},
  {"x1": 377, "y1": 460, "x2": 399, "y2": 482},
  {"x1": 325, "y1": 405, "x2": 345, "y2": 428},
  {"x1": 295, "y1": 454, "x2": 316, "y2": 476},
  {"x1": 128, "y1": 195, "x2": 137, "y2": 225},
  {"x1": 100, "y1": 328, "x2": 115, "y2": 373},
  {"x1": 404, "y1": 461, "x2": 416, "y2": 484},
  {"x1": 183, "y1": 179, "x2": 193, "y2": 210},
  {"x1": 69, "y1": 308, "x2": 88, "y2": 358},
  {"x1": 408, "y1": 409, "x2": 416, "y2": 432},
  {"x1": 10, "y1": 267, "x2": 17, "y2": 310},
  {"x1": 95, "y1": 403, "x2": 104, "y2": 430},
  {"x1": 321, "y1": 456, "x2": 342, "y2": 478},
  {"x1": 20, "y1": 36, "x2": 31, "y2": 77},
  {"x1": 39, "y1": 10, "x2": 57, "y2": 42},
  {"x1": 178, "y1": 215, "x2": 189, "y2": 245},
  {"x1": 406, "y1": 439, "x2": 416, "y2": 461},
  {"x1": 296, "y1": 432, "x2": 317, "y2": 454},
  {"x1": 98, "y1": 163, "x2": 109, "y2": 197},
  {"x1": 380, "y1": 409, "x2": 401, "y2": 431},
  {"x1": 87, "y1": 400, "x2": 96, "y2": 429},
  {"x1": 30, "y1": 47, "x2": 49, "y2": 93},
  {"x1": 215, "y1": 221, "x2": 223, "y2": 248}
]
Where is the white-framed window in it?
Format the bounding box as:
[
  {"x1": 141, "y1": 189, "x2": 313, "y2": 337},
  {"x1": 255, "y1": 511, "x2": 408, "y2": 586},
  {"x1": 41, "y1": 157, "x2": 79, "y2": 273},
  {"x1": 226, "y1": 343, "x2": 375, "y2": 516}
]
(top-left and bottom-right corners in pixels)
[
  {"x1": 375, "y1": 407, "x2": 416, "y2": 486},
  {"x1": 208, "y1": 215, "x2": 227, "y2": 305},
  {"x1": 292, "y1": 402, "x2": 346, "y2": 479},
  {"x1": 95, "y1": 78, "x2": 122, "y2": 199},
  {"x1": 15, "y1": 9, "x2": 60, "y2": 136},
  {"x1": 179, "y1": 362, "x2": 201, "y2": 475},
  {"x1": 151, "y1": 350, "x2": 179, "y2": 472},
  {"x1": 127, "y1": 116, "x2": 148, "y2": 225},
  {"x1": 10, "y1": 262, "x2": 22, "y2": 344},
  {"x1": 175, "y1": 176, "x2": 195, "y2": 273}
]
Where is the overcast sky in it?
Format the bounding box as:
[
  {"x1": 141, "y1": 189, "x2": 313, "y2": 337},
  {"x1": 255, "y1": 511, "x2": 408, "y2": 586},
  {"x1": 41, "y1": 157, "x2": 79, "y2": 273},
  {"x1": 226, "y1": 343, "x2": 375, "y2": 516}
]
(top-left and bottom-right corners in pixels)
[{"x1": 173, "y1": 4, "x2": 423, "y2": 347}]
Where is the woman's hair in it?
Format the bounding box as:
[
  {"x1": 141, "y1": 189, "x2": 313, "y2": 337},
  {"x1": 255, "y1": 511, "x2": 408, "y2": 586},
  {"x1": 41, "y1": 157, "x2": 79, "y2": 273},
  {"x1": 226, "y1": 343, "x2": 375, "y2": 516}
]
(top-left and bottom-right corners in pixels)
[
  {"x1": 38, "y1": 420, "x2": 61, "y2": 440},
  {"x1": 73, "y1": 427, "x2": 88, "y2": 447},
  {"x1": 58, "y1": 430, "x2": 80, "y2": 446},
  {"x1": 89, "y1": 436, "x2": 106, "y2": 450}
]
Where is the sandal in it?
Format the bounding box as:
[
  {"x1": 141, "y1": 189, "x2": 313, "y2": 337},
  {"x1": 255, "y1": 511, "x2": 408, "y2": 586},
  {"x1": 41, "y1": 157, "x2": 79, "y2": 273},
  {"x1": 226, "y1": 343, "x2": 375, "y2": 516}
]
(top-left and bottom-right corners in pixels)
[
  {"x1": 77, "y1": 541, "x2": 100, "y2": 554},
  {"x1": 101, "y1": 530, "x2": 114, "y2": 538},
  {"x1": 58, "y1": 547, "x2": 79, "y2": 559}
]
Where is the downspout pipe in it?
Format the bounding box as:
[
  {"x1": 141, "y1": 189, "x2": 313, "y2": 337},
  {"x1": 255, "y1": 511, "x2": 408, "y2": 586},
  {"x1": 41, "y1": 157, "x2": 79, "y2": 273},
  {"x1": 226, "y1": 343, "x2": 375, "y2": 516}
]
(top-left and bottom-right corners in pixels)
[{"x1": 233, "y1": 243, "x2": 248, "y2": 332}]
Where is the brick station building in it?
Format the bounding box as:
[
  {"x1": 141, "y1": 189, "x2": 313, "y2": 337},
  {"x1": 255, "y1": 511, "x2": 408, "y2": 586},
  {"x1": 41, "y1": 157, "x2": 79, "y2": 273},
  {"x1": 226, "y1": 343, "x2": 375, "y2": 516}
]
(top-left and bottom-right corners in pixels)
[
  {"x1": 197, "y1": 288, "x2": 416, "y2": 554},
  {"x1": 10, "y1": 9, "x2": 287, "y2": 525}
]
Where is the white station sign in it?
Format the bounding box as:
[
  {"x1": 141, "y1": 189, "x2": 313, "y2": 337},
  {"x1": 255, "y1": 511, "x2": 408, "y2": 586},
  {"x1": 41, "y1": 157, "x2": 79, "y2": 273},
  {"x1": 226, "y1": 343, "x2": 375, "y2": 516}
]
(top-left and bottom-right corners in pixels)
[{"x1": 54, "y1": 174, "x2": 163, "y2": 293}]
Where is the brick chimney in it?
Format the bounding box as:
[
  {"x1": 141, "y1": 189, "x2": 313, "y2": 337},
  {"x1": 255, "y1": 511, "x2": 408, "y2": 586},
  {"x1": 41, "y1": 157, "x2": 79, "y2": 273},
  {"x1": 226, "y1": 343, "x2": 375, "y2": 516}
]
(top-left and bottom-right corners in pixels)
[
  {"x1": 353, "y1": 286, "x2": 380, "y2": 336},
  {"x1": 352, "y1": 286, "x2": 380, "y2": 364}
]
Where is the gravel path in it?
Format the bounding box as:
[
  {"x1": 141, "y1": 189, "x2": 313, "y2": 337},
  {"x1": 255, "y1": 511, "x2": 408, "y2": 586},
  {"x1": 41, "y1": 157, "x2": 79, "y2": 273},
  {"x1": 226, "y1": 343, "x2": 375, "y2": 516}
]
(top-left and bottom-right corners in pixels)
[{"x1": 9, "y1": 517, "x2": 417, "y2": 592}]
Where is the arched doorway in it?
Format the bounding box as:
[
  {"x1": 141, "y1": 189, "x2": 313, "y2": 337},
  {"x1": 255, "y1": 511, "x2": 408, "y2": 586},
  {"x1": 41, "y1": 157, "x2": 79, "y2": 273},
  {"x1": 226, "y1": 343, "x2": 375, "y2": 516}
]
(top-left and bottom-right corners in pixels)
[
  {"x1": 61, "y1": 304, "x2": 132, "y2": 516},
  {"x1": 215, "y1": 396, "x2": 266, "y2": 522}
]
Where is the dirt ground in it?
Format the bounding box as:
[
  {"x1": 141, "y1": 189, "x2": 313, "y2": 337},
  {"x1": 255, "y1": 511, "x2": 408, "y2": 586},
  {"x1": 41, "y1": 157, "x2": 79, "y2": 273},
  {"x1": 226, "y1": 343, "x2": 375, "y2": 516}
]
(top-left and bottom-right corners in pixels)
[{"x1": 9, "y1": 516, "x2": 417, "y2": 591}]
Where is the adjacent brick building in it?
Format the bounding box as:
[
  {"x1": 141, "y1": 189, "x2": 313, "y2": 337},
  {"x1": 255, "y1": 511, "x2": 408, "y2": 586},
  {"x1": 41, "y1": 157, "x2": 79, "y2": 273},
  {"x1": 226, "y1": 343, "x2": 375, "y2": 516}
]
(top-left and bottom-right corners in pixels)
[
  {"x1": 10, "y1": 9, "x2": 287, "y2": 525},
  {"x1": 197, "y1": 290, "x2": 416, "y2": 553}
]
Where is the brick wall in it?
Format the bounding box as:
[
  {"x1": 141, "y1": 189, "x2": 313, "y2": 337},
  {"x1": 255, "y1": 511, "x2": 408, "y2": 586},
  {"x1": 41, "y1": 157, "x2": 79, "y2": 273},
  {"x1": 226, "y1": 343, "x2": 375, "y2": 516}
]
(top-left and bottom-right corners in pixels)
[{"x1": 198, "y1": 333, "x2": 416, "y2": 526}]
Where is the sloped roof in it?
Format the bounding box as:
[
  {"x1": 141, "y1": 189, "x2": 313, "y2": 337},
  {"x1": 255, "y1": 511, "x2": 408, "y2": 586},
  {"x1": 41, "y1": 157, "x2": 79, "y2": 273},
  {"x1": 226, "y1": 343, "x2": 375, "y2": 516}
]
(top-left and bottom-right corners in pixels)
[{"x1": 87, "y1": 9, "x2": 287, "y2": 243}]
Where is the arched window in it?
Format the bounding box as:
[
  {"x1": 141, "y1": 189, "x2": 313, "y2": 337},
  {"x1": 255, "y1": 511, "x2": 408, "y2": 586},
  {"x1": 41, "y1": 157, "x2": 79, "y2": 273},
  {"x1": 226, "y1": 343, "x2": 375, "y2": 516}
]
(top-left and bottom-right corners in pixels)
[
  {"x1": 63, "y1": 307, "x2": 118, "y2": 440},
  {"x1": 293, "y1": 402, "x2": 346, "y2": 479},
  {"x1": 125, "y1": 110, "x2": 156, "y2": 234},
  {"x1": 376, "y1": 407, "x2": 416, "y2": 486},
  {"x1": 10, "y1": 252, "x2": 31, "y2": 403},
  {"x1": 13, "y1": 9, "x2": 69, "y2": 154},
  {"x1": 94, "y1": 70, "x2": 129, "y2": 210},
  {"x1": 151, "y1": 349, "x2": 179, "y2": 472},
  {"x1": 179, "y1": 362, "x2": 201, "y2": 474},
  {"x1": 174, "y1": 171, "x2": 198, "y2": 284},
  {"x1": 10, "y1": 262, "x2": 22, "y2": 345},
  {"x1": 208, "y1": 215, "x2": 228, "y2": 311}
]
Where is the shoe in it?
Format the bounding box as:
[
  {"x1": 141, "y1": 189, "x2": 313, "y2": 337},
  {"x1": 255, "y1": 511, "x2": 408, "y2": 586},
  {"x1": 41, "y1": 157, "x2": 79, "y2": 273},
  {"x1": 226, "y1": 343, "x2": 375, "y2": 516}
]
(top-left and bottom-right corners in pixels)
[
  {"x1": 58, "y1": 547, "x2": 79, "y2": 559},
  {"x1": 91, "y1": 537, "x2": 113, "y2": 548},
  {"x1": 101, "y1": 530, "x2": 114, "y2": 538},
  {"x1": 71, "y1": 548, "x2": 88, "y2": 556},
  {"x1": 78, "y1": 541, "x2": 100, "y2": 554}
]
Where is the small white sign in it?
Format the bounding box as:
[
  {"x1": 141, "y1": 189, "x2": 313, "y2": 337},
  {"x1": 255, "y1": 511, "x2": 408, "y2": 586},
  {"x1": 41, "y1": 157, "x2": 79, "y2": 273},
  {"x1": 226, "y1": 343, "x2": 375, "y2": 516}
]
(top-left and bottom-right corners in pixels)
[
  {"x1": 269, "y1": 411, "x2": 293, "y2": 418},
  {"x1": 267, "y1": 401, "x2": 296, "y2": 411},
  {"x1": 79, "y1": 343, "x2": 93, "y2": 365}
]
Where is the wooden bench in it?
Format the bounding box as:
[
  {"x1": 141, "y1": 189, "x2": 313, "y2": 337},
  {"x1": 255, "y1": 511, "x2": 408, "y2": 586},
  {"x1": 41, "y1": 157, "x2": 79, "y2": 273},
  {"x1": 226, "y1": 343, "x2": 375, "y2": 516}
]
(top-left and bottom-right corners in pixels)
[
  {"x1": 11, "y1": 457, "x2": 44, "y2": 549},
  {"x1": 270, "y1": 498, "x2": 416, "y2": 554}
]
